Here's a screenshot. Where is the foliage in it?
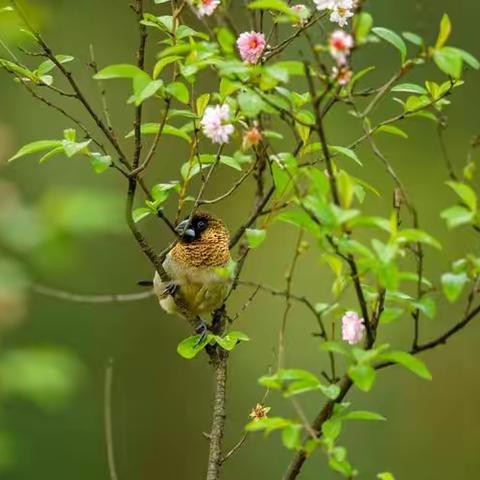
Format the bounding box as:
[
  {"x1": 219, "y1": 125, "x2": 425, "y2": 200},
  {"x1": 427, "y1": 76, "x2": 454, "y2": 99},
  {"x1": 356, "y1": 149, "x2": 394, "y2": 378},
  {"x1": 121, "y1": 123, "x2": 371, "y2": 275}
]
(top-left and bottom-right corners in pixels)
[{"x1": 1, "y1": 0, "x2": 479, "y2": 478}]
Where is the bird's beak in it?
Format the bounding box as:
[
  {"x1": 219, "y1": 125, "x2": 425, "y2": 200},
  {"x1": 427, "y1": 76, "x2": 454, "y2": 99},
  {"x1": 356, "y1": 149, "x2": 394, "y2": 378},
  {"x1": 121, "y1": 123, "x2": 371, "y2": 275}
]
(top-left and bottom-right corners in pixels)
[{"x1": 176, "y1": 219, "x2": 196, "y2": 242}]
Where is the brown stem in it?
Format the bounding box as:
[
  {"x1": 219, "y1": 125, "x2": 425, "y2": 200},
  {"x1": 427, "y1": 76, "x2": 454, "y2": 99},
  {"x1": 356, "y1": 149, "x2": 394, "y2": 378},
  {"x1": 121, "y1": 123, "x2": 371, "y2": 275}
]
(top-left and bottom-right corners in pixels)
[{"x1": 206, "y1": 349, "x2": 228, "y2": 480}]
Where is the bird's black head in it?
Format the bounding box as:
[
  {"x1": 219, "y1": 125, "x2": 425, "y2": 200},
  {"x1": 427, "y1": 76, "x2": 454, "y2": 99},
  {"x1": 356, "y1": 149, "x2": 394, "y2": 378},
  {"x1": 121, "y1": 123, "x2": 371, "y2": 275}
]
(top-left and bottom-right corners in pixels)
[{"x1": 176, "y1": 212, "x2": 214, "y2": 243}]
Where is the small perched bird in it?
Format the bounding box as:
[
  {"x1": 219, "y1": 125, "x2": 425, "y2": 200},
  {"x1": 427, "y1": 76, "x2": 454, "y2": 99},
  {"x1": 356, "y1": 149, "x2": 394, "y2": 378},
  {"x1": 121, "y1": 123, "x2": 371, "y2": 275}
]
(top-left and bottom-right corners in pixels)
[{"x1": 153, "y1": 211, "x2": 232, "y2": 333}]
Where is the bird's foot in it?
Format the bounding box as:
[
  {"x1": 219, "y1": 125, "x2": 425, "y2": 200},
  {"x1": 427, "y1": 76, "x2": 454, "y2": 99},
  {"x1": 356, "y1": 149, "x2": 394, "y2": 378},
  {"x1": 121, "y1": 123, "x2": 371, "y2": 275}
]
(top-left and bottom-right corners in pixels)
[
  {"x1": 163, "y1": 281, "x2": 179, "y2": 297},
  {"x1": 194, "y1": 321, "x2": 208, "y2": 346}
]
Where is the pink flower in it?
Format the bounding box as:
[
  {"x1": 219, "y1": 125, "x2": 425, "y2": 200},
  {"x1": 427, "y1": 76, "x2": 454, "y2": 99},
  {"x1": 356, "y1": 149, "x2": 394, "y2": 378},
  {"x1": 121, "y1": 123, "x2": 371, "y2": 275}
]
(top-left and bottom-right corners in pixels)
[
  {"x1": 332, "y1": 65, "x2": 353, "y2": 85},
  {"x1": 201, "y1": 104, "x2": 234, "y2": 144},
  {"x1": 291, "y1": 4, "x2": 311, "y2": 27},
  {"x1": 329, "y1": 30, "x2": 354, "y2": 63},
  {"x1": 242, "y1": 126, "x2": 263, "y2": 150},
  {"x1": 313, "y1": 0, "x2": 335, "y2": 9},
  {"x1": 341, "y1": 311, "x2": 365, "y2": 345},
  {"x1": 193, "y1": 0, "x2": 220, "y2": 17},
  {"x1": 313, "y1": 0, "x2": 355, "y2": 27},
  {"x1": 237, "y1": 31, "x2": 267, "y2": 64}
]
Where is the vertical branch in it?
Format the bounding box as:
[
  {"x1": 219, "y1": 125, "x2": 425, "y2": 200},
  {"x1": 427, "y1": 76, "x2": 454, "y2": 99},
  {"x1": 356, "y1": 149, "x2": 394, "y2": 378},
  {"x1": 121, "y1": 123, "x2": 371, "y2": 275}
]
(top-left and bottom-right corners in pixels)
[
  {"x1": 278, "y1": 230, "x2": 304, "y2": 369},
  {"x1": 206, "y1": 349, "x2": 228, "y2": 480},
  {"x1": 133, "y1": 0, "x2": 147, "y2": 169},
  {"x1": 105, "y1": 359, "x2": 119, "y2": 480}
]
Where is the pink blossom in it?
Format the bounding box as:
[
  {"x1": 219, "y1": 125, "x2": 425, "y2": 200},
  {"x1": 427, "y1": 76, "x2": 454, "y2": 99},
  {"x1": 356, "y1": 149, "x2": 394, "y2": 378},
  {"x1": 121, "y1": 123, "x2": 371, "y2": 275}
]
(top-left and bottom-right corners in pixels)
[
  {"x1": 191, "y1": 0, "x2": 220, "y2": 17},
  {"x1": 242, "y1": 126, "x2": 263, "y2": 150},
  {"x1": 201, "y1": 104, "x2": 234, "y2": 144},
  {"x1": 237, "y1": 31, "x2": 267, "y2": 64},
  {"x1": 329, "y1": 29, "x2": 354, "y2": 63},
  {"x1": 291, "y1": 4, "x2": 311, "y2": 27},
  {"x1": 341, "y1": 311, "x2": 365, "y2": 345},
  {"x1": 332, "y1": 65, "x2": 353, "y2": 85},
  {"x1": 313, "y1": 0, "x2": 335, "y2": 10}
]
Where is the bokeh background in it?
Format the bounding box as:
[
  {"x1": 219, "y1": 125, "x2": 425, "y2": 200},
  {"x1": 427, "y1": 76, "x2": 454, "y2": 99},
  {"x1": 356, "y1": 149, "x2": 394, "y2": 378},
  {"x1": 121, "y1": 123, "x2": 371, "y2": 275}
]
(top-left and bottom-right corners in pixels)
[{"x1": 0, "y1": 0, "x2": 479, "y2": 478}]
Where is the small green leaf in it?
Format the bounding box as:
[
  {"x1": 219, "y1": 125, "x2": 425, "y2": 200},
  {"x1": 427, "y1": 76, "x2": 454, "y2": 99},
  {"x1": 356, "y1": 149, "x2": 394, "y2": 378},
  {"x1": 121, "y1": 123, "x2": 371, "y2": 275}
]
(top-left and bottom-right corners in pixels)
[
  {"x1": 342, "y1": 410, "x2": 386, "y2": 421},
  {"x1": 177, "y1": 334, "x2": 210, "y2": 359},
  {"x1": 94, "y1": 64, "x2": 149, "y2": 80},
  {"x1": 90, "y1": 153, "x2": 112, "y2": 173},
  {"x1": 402, "y1": 31, "x2": 423, "y2": 46},
  {"x1": 153, "y1": 56, "x2": 182, "y2": 79},
  {"x1": 196, "y1": 93, "x2": 210, "y2": 116},
  {"x1": 9, "y1": 140, "x2": 63, "y2": 162},
  {"x1": 248, "y1": 0, "x2": 292, "y2": 14},
  {"x1": 441, "y1": 272, "x2": 468, "y2": 302},
  {"x1": 348, "y1": 364, "x2": 376, "y2": 392},
  {"x1": 446, "y1": 181, "x2": 477, "y2": 212},
  {"x1": 372, "y1": 27, "x2": 407, "y2": 63},
  {"x1": 433, "y1": 47, "x2": 463, "y2": 79},
  {"x1": 391, "y1": 83, "x2": 427, "y2": 94},
  {"x1": 435, "y1": 14, "x2": 451, "y2": 49},
  {"x1": 63, "y1": 139, "x2": 91, "y2": 158},
  {"x1": 245, "y1": 228, "x2": 267, "y2": 249},
  {"x1": 378, "y1": 473, "x2": 396, "y2": 480},
  {"x1": 132, "y1": 207, "x2": 152, "y2": 223},
  {"x1": 238, "y1": 91, "x2": 265, "y2": 117},
  {"x1": 214, "y1": 331, "x2": 250, "y2": 351},
  {"x1": 282, "y1": 424, "x2": 302, "y2": 450},
  {"x1": 376, "y1": 125, "x2": 408, "y2": 139},
  {"x1": 329, "y1": 145, "x2": 362, "y2": 166},
  {"x1": 166, "y1": 81, "x2": 190, "y2": 104},
  {"x1": 440, "y1": 205, "x2": 475, "y2": 229},
  {"x1": 380, "y1": 351, "x2": 432, "y2": 380}
]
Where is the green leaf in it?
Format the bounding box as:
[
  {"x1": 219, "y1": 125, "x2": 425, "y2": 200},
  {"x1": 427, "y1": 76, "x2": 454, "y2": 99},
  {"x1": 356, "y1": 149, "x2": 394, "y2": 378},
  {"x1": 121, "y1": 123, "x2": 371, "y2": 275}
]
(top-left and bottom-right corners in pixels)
[
  {"x1": 90, "y1": 153, "x2": 112, "y2": 173},
  {"x1": 245, "y1": 228, "x2": 267, "y2": 249},
  {"x1": 9, "y1": 140, "x2": 63, "y2": 162},
  {"x1": 397, "y1": 229, "x2": 441, "y2": 249},
  {"x1": 322, "y1": 418, "x2": 342, "y2": 441},
  {"x1": 441, "y1": 272, "x2": 468, "y2": 302},
  {"x1": 372, "y1": 27, "x2": 407, "y2": 63},
  {"x1": 132, "y1": 207, "x2": 152, "y2": 223},
  {"x1": 391, "y1": 83, "x2": 427, "y2": 94},
  {"x1": 196, "y1": 93, "x2": 210, "y2": 115},
  {"x1": 342, "y1": 410, "x2": 386, "y2": 421},
  {"x1": 380, "y1": 351, "x2": 432, "y2": 380},
  {"x1": 248, "y1": 0, "x2": 292, "y2": 14},
  {"x1": 435, "y1": 13, "x2": 451, "y2": 49},
  {"x1": 348, "y1": 364, "x2": 376, "y2": 392},
  {"x1": 433, "y1": 47, "x2": 463, "y2": 79},
  {"x1": 153, "y1": 55, "x2": 182, "y2": 79},
  {"x1": 238, "y1": 91, "x2": 264, "y2": 117},
  {"x1": 446, "y1": 181, "x2": 477, "y2": 212},
  {"x1": 63, "y1": 139, "x2": 91, "y2": 158},
  {"x1": 213, "y1": 331, "x2": 250, "y2": 351},
  {"x1": 245, "y1": 416, "x2": 291, "y2": 433},
  {"x1": 376, "y1": 125, "x2": 408, "y2": 139},
  {"x1": 282, "y1": 424, "x2": 302, "y2": 450},
  {"x1": 440, "y1": 205, "x2": 475, "y2": 228},
  {"x1": 354, "y1": 12, "x2": 373, "y2": 44},
  {"x1": 329, "y1": 145, "x2": 362, "y2": 166},
  {"x1": 94, "y1": 64, "x2": 149, "y2": 80},
  {"x1": 378, "y1": 473, "x2": 396, "y2": 480},
  {"x1": 402, "y1": 31, "x2": 423, "y2": 46},
  {"x1": 166, "y1": 81, "x2": 190, "y2": 104},
  {"x1": 177, "y1": 334, "x2": 210, "y2": 359},
  {"x1": 125, "y1": 123, "x2": 191, "y2": 142}
]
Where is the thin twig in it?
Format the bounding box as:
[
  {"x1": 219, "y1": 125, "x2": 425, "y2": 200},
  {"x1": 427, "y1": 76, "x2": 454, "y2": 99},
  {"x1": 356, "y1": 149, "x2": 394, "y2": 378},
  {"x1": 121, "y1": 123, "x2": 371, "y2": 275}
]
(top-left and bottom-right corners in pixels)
[{"x1": 105, "y1": 358, "x2": 119, "y2": 480}]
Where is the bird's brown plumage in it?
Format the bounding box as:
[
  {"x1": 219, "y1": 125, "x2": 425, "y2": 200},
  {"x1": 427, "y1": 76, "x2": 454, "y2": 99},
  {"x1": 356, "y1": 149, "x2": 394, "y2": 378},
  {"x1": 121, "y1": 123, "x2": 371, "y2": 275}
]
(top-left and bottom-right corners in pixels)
[{"x1": 153, "y1": 212, "x2": 232, "y2": 318}]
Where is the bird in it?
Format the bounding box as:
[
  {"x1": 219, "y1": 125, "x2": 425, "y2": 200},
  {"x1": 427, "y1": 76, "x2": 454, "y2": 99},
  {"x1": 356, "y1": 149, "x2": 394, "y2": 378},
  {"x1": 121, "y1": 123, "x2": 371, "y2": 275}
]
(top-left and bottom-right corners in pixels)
[{"x1": 153, "y1": 211, "x2": 232, "y2": 335}]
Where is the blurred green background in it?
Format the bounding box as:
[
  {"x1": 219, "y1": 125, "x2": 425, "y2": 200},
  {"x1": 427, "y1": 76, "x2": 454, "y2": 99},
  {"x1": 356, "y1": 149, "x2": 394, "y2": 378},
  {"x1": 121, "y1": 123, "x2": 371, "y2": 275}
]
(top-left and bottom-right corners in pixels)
[{"x1": 0, "y1": 0, "x2": 479, "y2": 479}]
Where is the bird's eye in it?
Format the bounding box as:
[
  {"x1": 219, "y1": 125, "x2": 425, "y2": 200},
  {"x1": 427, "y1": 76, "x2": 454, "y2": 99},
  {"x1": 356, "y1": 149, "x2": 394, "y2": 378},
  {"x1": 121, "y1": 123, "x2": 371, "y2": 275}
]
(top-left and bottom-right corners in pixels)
[{"x1": 197, "y1": 220, "x2": 207, "y2": 231}]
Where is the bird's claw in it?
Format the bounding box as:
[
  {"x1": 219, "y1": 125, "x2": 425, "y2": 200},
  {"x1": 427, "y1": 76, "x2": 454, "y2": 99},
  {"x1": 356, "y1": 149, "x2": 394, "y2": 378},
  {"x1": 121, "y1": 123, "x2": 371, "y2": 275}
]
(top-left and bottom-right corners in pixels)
[
  {"x1": 195, "y1": 321, "x2": 208, "y2": 346},
  {"x1": 163, "y1": 282, "x2": 179, "y2": 297}
]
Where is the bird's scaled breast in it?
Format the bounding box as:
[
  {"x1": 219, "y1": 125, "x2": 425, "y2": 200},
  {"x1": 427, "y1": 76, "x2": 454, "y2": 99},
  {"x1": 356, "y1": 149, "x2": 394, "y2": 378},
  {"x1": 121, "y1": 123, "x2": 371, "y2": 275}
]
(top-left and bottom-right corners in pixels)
[{"x1": 154, "y1": 253, "x2": 231, "y2": 317}]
